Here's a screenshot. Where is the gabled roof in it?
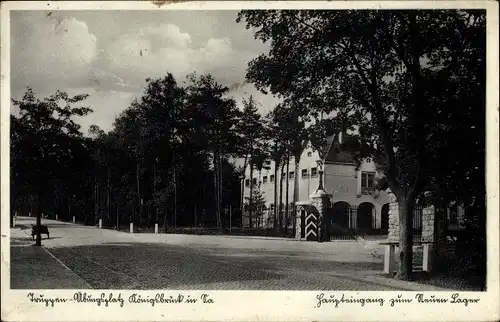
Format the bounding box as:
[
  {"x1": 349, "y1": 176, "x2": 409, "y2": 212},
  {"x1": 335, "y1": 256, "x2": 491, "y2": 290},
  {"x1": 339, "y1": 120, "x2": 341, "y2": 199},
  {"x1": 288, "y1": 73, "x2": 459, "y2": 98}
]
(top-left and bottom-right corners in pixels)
[
  {"x1": 323, "y1": 134, "x2": 357, "y2": 164},
  {"x1": 318, "y1": 135, "x2": 336, "y2": 160}
]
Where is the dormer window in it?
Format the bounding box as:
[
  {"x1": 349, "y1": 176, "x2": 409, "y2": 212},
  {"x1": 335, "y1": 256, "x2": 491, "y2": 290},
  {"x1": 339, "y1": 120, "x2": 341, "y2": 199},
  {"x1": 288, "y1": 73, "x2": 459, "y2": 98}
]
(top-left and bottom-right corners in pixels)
[{"x1": 307, "y1": 151, "x2": 312, "y2": 157}]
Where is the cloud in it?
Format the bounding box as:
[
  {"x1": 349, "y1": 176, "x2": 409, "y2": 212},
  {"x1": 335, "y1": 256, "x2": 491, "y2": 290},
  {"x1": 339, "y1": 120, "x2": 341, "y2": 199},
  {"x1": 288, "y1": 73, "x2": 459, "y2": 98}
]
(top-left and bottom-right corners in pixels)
[
  {"x1": 103, "y1": 23, "x2": 254, "y2": 90},
  {"x1": 12, "y1": 14, "x2": 98, "y2": 90},
  {"x1": 11, "y1": 11, "x2": 277, "y2": 132}
]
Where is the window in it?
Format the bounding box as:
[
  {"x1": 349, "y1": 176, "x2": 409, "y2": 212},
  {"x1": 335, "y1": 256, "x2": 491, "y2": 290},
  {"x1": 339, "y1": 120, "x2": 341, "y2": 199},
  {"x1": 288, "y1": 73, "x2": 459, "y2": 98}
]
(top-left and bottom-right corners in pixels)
[
  {"x1": 263, "y1": 176, "x2": 268, "y2": 183},
  {"x1": 270, "y1": 204, "x2": 275, "y2": 211},
  {"x1": 311, "y1": 167, "x2": 318, "y2": 178},
  {"x1": 265, "y1": 160, "x2": 271, "y2": 166},
  {"x1": 245, "y1": 179, "x2": 250, "y2": 187},
  {"x1": 252, "y1": 178, "x2": 257, "y2": 186},
  {"x1": 270, "y1": 175, "x2": 275, "y2": 182},
  {"x1": 301, "y1": 169, "x2": 309, "y2": 179},
  {"x1": 307, "y1": 151, "x2": 312, "y2": 157},
  {"x1": 361, "y1": 172, "x2": 375, "y2": 192},
  {"x1": 289, "y1": 171, "x2": 295, "y2": 180}
]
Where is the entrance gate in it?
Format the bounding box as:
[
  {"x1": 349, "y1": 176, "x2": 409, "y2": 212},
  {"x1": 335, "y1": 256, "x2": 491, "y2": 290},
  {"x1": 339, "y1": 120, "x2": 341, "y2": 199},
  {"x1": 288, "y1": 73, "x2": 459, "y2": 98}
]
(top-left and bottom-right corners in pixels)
[{"x1": 327, "y1": 202, "x2": 358, "y2": 240}]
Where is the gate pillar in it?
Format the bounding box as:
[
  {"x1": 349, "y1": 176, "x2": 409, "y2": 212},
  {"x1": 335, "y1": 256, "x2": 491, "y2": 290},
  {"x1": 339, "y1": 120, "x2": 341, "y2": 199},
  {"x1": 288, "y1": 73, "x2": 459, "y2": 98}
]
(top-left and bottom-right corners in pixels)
[
  {"x1": 310, "y1": 189, "x2": 332, "y2": 242},
  {"x1": 295, "y1": 201, "x2": 312, "y2": 240}
]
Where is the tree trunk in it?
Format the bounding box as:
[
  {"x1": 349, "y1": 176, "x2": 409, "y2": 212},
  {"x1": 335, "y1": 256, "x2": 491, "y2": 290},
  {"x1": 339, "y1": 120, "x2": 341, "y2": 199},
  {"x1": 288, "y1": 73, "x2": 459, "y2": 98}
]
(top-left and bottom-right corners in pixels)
[
  {"x1": 135, "y1": 155, "x2": 141, "y2": 224},
  {"x1": 174, "y1": 160, "x2": 177, "y2": 229},
  {"x1": 35, "y1": 188, "x2": 42, "y2": 246},
  {"x1": 213, "y1": 151, "x2": 218, "y2": 227},
  {"x1": 273, "y1": 158, "x2": 279, "y2": 229},
  {"x1": 94, "y1": 180, "x2": 99, "y2": 223},
  {"x1": 107, "y1": 167, "x2": 111, "y2": 222},
  {"x1": 292, "y1": 158, "x2": 300, "y2": 233},
  {"x1": 397, "y1": 195, "x2": 414, "y2": 280},
  {"x1": 218, "y1": 152, "x2": 223, "y2": 228},
  {"x1": 240, "y1": 155, "x2": 249, "y2": 222},
  {"x1": 249, "y1": 151, "x2": 254, "y2": 229},
  {"x1": 153, "y1": 158, "x2": 157, "y2": 223},
  {"x1": 285, "y1": 155, "x2": 290, "y2": 233},
  {"x1": 194, "y1": 203, "x2": 198, "y2": 227},
  {"x1": 279, "y1": 163, "x2": 285, "y2": 229}
]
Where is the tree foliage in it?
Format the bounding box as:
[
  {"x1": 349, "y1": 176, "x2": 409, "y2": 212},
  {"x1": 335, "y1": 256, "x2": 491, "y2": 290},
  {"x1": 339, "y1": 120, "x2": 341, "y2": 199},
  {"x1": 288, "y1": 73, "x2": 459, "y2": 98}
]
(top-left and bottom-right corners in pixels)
[{"x1": 237, "y1": 9, "x2": 486, "y2": 280}]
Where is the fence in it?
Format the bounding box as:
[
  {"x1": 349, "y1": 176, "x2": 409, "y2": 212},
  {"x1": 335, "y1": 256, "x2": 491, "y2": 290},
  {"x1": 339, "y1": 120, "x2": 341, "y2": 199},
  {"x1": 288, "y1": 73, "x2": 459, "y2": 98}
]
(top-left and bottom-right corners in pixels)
[
  {"x1": 242, "y1": 208, "x2": 295, "y2": 230},
  {"x1": 13, "y1": 201, "x2": 433, "y2": 242},
  {"x1": 326, "y1": 203, "x2": 424, "y2": 241}
]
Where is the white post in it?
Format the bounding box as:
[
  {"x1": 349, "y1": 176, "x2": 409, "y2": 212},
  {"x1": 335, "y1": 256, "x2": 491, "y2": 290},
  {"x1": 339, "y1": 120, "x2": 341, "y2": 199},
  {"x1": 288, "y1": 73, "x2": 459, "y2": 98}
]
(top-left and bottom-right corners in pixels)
[
  {"x1": 130, "y1": 222, "x2": 134, "y2": 233},
  {"x1": 29, "y1": 212, "x2": 31, "y2": 217},
  {"x1": 384, "y1": 245, "x2": 396, "y2": 274},
  {"x1": 72, "y1": 216, "x2": 76, "y2": 223},
  {"x1": 229, "y1": 206, "x2": 232, "y2": 234},
  {"x1": 154, "y1": 223, "x2": 158, "y2": 234},
  {"x1": 55, "y1": 214, "x2": 58, "y2": 220},
  {"x1": 99, "y1": 219, "x2": 102, "y2": 229},
  {"x1": 13, "y1": 216, "x2": 16, "y2": 227},
  {"x1": 423, "y1": 243, "x2": 433, "y2": 272}
]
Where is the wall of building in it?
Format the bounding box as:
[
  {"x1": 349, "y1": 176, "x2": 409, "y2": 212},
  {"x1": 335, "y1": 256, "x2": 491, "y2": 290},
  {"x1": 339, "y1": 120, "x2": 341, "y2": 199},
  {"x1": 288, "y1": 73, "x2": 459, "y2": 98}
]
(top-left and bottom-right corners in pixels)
[
  {"x1": 323, "y1": 160, "x2": 390, "y2": 229},
  {"x1": 242, "y1": 145, "x2": 321, "y2": 207},
  {"x1": 242, "y1": 146, "x2": 391, "y2": 229}
]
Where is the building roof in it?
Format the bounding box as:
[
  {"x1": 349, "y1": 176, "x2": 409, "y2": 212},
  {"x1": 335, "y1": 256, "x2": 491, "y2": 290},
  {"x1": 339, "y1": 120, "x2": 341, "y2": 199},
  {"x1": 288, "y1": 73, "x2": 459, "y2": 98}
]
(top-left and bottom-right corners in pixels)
[
  {"x1": 318, "y1": 135, "x2": 336, "y2": 160},
  {"x1": 323, "y1": 133, "x2": 357, "y2": 164},
  {"x1": 296, "y1": 204, "x2": 320, "y2": 214}
]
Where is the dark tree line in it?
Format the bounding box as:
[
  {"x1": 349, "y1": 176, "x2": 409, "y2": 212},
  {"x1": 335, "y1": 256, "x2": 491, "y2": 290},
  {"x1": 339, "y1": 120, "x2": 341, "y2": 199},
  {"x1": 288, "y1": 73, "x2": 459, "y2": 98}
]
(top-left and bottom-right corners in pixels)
[
  {"x1": 11, "y1": 73, "x2": 264, "y2": 240},
  {"x1": 11, "y1": 69, "x2": 318, "y2": 240}
]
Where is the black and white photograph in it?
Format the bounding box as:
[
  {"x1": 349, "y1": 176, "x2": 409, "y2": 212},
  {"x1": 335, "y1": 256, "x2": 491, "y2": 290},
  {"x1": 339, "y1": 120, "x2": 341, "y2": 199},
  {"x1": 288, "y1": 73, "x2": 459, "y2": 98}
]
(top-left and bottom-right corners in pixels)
[{"x1": 1, "y1": 1, "x2": 499, "y2": 321}]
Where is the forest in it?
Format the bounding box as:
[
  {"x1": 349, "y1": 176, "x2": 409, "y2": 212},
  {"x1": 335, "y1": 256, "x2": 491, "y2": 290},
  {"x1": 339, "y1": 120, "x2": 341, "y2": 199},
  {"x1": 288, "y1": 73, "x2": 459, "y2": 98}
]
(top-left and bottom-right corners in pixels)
[{"x1": 10, "y1": 72, "x2": 314, "y2": 232}]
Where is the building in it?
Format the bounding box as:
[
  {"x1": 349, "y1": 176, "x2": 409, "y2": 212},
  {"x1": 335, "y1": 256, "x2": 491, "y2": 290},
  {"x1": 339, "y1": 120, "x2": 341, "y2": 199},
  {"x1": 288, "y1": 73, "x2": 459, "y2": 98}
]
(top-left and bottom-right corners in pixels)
[{"x1": 242, "y1": 132, "x2": 391, "y2": 231}]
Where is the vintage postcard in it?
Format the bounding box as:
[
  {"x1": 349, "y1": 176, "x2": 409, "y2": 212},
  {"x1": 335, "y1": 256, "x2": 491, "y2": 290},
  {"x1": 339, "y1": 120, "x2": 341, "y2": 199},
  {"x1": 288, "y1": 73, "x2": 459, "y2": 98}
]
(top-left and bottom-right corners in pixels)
[{"x1": 1, "y1": 1, "x2": 499, "y2": 321}]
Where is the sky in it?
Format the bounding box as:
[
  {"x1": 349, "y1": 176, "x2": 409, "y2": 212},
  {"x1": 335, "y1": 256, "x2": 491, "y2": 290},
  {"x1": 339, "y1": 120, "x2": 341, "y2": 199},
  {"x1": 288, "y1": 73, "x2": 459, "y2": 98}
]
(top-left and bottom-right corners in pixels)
[{"x1": 10, "y1": 10, "x2": 279, "y2": 134}]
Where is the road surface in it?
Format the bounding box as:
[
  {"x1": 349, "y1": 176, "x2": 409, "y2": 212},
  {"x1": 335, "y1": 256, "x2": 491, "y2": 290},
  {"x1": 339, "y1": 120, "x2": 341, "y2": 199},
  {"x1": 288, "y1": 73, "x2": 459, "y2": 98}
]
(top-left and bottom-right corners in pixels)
[{"x1": 10, "y1": 217, "x2": 445, "y2": 291}]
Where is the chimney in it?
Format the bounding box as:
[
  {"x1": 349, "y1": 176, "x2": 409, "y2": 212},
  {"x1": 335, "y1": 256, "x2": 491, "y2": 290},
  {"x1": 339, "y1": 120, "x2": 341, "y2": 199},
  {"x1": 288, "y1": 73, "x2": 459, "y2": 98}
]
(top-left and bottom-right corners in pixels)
[{"x1": 338, "y1": 122, "x2": 346, "y2": 144}]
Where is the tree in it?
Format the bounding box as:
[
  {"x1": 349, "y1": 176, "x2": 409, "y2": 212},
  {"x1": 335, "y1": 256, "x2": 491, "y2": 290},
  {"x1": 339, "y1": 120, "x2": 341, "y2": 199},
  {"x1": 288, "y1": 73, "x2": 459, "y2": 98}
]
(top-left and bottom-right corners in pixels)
[
  {"x1": 237, "y1": 9, "x2": 485, "y2": 280},
  {"x1": 244, "y1": 187, "x2": 266, "y2": 227},
  {"x1": 235, "y1": 96, "x2": 266, "y2": 228},
  {"x1": 185, "y1": 73, "x2": 240, "y2": 228},
  {"x1": 267, "y1": 103, "x2": 309, "y2": 231},
  {"x1": 265, "y1": 110, "x2": 285, "y2": 229},
  {"x1": 11, "y1": 88, "x2": 92, "y2": 245}
]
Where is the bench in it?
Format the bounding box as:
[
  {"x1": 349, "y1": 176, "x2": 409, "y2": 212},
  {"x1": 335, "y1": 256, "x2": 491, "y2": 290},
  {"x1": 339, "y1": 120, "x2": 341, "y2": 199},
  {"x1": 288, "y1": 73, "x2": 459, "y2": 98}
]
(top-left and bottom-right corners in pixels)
[
  {"x1": 379, "y1": 241, "x2": 435, "y2": 274},
  {"x1": 31, "y1": 225, "x2": 50, "y2": 240}
]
